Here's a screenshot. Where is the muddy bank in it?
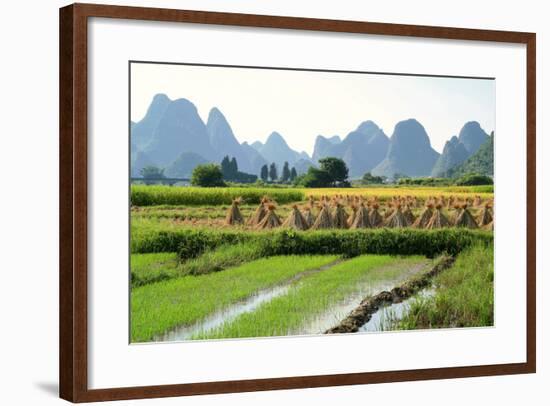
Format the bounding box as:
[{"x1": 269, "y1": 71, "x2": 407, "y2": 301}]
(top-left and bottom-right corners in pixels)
[{"x1": 325, "y1": 256, "x2": 455, "y2": 334}]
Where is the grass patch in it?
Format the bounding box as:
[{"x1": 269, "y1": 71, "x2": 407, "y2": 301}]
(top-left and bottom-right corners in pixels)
[
  {"x1": 131, "y1": 255, "x2": 339, "y2": 342},
  {"x1": 131, "y1": 252, "x2": 180, "y2": 287},
  {"x1": 393, "y1": 243, "x2": 494, "y2": 329},
  {"x1": 196, "y1": 255, "x2": 428, "y2": 340},
  {"x1": 131, "y1": 242, "x2": 270, "y2": 287}
]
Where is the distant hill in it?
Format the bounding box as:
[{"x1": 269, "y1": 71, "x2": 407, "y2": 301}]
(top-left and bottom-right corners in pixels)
[
  {"x1": 130, "y1": 94, "x2": 491, "y2": 182},
  {"x1": 372, "y1": 119, "x2": 439, "y2": 178},
  {"x1": 458, "y1": 121, "x2": 489, "y2": 154},
  {"x1": 448, "y1": 132, "x2": 494, "y2": 177},
  {"x1": 140, "y1": 97, "x2": 216, "y2": 167},
  {"x1": 206, "y1": 107, "x2": 266, "y2": 174},
  {"x1": 431, "y1": 135, "x2": 470, "y2": 177},
  {"x1": 164, "y1": 152, "x2": 208, "y2": 178},
  {"x1": 131, "y1": 93, "x2": 170, "y2": 151},
  {"x1": 257, "y1": 131, "x2": 310, "y2": 170},
  {"x1": 431, "y1": 121, "x2": 491, "y2": 177},
  {"x1": 312, "y1": 121, "x2": 389, "y2": 178}
]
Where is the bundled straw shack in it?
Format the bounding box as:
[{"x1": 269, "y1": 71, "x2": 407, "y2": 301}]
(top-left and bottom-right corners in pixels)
[
  {"x1": 483, "y1": 221, "x2": 494, "y2": 231},
  {"x1": 478, "y1": 202, "x2": 493, "y2": 227},
  {"x1": 403, "y1": 204, "x2": 416, "y2": 225},
  {"x1": 426, "y1": 203, "x2": 450, "y2": 229},
  {"x1": 224, "y1": 198, "x2": 244, "y2": 225},
  {"x1": 332, "y1": 203, "x2": 349, "y2": 229},
  {"x1": 347, "y1": 204, "x2": 358, "y2": 228},
  {"x1": 247, "y1": 196, "x2": 269, "y2": 226},
  {"x1": 384, "y1": 203, "x2": 409, "y2": 228},
  {"x1": 413, "y1": 203, "x2": 434, "y2": 228},
  {"x1": 256, "y1": 203, "x2": 282, "y2": 229},
  {"x1": 282, "y1": 205, "x2": 309, "y2": 231},
  {"x1": 302, "y1": 207, "x2": 315, "y2": 228},
  {"x1": 310, "y1": 203, "x2": 333, "y2": 230},
  {"x1": 369, "y1": 202, "x2": 384, "y2": 228},
  {"x1": 454, "y1": 203, "x2": 478, "y2": 229},
  {"x1": 350, "y1": 203, "x2": 372, "y2": 229}
]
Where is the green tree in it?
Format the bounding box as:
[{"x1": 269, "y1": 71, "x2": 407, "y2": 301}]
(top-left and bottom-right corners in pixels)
[
  {"x1": 269, "y1": 162, "x2": 278, "y2": 182},
  {"x1": 140, "y1": 165, "x2": 165, "y2": 179},
  {"x1": 361, "y1": 172, "x2": 385, "y2": 185},
  {"x1": 290, "y1": 167, "x2": 298, "y2": 182},
  {"x1": 229, "y1": 157, "x2": 239, "y2": 176},
  {"x1": 281, "y1": 161, "x2": 291, "y2": 182},
  {"x1": 260, "y1": 164, "x2": 269, "y2": 182},
  {"x1": 455, "y1": 173, "x2": 493, "y2": 186},
  {"x1": 299, "y1": 167, "x2": 333, "y2": 187},
  {"x1": 318, "y1": 157, "x2": 349, "y2": 186},
  {"x1": 220, "y1": 156, "x2": 231, "y2": 178},
  {"x1": 191, "y1": 164, "x2": 226, "y2": 187}
]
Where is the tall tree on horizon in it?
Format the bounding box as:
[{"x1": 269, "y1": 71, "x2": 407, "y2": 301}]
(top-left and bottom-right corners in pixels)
[
  {"x1": 281, "y1": 161, "x2": 291, "y2": 182},
  {"x1": 290, "y1": 167, "x2": 298, "y2": 182},
  {"x1": 229, "y1": 157, "x2": 238, "y2": 176},
  {"x1": 260, "y1": 164, "x2": 269, "y2": 182},
  {"x1": 269, "y1": 162, "x2": 278, "y2": 182},
  {"x1": 220, "y1": 155, "x2": 231, "y2": 178}
]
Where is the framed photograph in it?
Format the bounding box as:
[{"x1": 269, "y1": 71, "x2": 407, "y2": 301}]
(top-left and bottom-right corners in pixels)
[{"x1": 59, "y1": 3, "x2": 536, "y2": 402}]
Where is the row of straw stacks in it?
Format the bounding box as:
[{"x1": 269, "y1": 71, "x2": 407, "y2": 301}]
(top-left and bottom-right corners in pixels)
[{"x1": 225, "y1": 195, "x2": 493, "y2": 231}]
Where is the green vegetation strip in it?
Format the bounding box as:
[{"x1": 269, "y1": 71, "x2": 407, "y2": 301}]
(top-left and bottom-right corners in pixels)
[
  {"x1": 392, "y1": 243, "x2": 493, "y2": 329},
  {"x1": 131, "y1": 255, "x2": 338, "y2": 342},
  {"x1": 131, "y1": 185, "x2": 304, "y2": 206},
  {"x1": 131, "y1": 252, "x2": 180, "y2": 287},
  {"x1": 195, "y1": 255, "x2": 427, "y2": 340},
  {"x1": 131, "y1": 242, "x2": 264, "y2": 287},
  {"x1": 131, "y1": 221, "x2": 492, "y2": 259}
]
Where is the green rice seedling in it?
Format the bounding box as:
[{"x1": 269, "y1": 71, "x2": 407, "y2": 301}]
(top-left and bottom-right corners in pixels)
[
  {"x1": 197, "y1": 255, "x2": 429, "y2": 340},
  {"x1": 393, "y1": 242, "x2": 494, "y2": 329},
  {"x1": 131, "y1": 255, "x2": 339, "y2": 342}
]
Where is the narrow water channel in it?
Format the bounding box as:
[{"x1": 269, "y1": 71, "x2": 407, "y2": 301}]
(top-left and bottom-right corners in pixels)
[
  {"x1": 295, "y1": 261, "x2": 430, "y2": 335},
  {"x1": 358, "y1": 288, "x2": 435, "y2": 332}
]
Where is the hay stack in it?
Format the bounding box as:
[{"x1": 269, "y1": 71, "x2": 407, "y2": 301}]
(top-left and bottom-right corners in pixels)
[
  {"x1": 350, "y1": 203, "x2": 372, "y2": 229},
  {"x1": 369, "y1": 202, "x2": 384, "y2": 227},
  {"x1": 446, "y1": 196, "x2": 454, "y2": 209},
  {"x1": 302, "y1": 207, "x2": 315, "y2": 228},
  {"x1": 473, "y1": 195, "x2": 482, "y2": 207},
  {"x1": 282, "y1": 204, "x2": 309, "y2": 231},
  {"x1": 483, "y1": 221, "x2": 494, "y2": 231},
  {"x1": 403, "y1": 204, "x2": 416, "y2": 225},
  {"x1": 413, "y1": 203, "x2": 434, "y2": 228},
  {"x1": 449, "y1": 202, "x2": 462, "y2": 224},
  {"x1": 247, "y1": 197, "x2": 269, "y2": 226},
  {"x1": 225, "y1": 198, "x2": 244, "y2": 225},
  {"x1": 454, "y1": 203, "x2": 478, "y2": 229},
  {"x1": 348, "y1": 203, "x2": 358, "y2": 227},
  {"x1": 256, "y1": 203, "x2": 282, "y2": 229},
  {"x1": 384, "y1": 203, "x2": 409, "y2": 228},
  {"x1": 332, "y1": 203, "x2": 349, "y2": 229},
  {"x1": 383, "y1": 201, "x2": 394, "y2": 219},
  {"x1": 426, "y1": 203, "x2": 450, "y2": 229},
  {"x1": 310, "y1": 203, "x2": 333, "y2": 230},
  {"x1": 478, "y1": 202, "x2": 493, "y2": 227}
]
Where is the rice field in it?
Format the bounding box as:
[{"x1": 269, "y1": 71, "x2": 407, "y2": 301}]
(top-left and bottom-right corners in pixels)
[
  {"x1": 131, "y1": 255, "x2": 339, "y2": 342},
  {"x1": 195, "y1": 255, "x2": 431, "y2": 340},
  {"x1": 130, "y1": 184, "x2": 495, "y2": 343}
]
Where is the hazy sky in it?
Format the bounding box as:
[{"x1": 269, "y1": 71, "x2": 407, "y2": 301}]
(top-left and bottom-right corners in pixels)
[{"x1": 130, "y1": 62, "x2": 495, "y2": 155}]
